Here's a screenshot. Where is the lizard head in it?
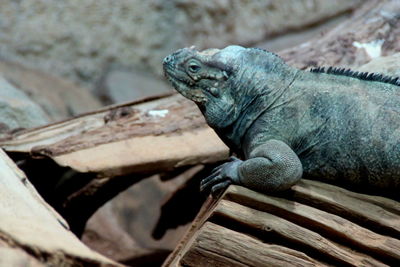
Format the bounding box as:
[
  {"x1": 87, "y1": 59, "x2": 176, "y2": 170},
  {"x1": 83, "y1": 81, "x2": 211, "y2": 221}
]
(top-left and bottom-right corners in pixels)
[
  {"x1": 163, "y1": 45, "x2": 292, "y2": 129},
  {"x1": 163, "y1": 45, "x2": 246, "y2": 128}
]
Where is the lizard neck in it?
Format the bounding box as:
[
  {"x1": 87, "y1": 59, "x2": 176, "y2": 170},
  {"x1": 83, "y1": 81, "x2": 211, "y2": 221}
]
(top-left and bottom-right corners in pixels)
[{"x1": 216, "y1": 68, "x2": 300, "y2": 155}]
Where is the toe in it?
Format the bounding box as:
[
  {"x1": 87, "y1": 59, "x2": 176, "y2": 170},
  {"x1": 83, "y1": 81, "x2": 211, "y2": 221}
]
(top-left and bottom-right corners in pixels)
[
  {"x1": 211, "y1": 180, "x2": 232, "y2": 197},
  {"x1": 200, "y1": 174, "x2": 227, "y2": 192}
]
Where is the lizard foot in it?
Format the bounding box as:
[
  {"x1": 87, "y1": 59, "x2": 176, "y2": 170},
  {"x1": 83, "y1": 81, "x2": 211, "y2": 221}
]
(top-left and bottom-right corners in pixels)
[{"x1": 200, "y1": 156, "x2": 242, "y2": 196}]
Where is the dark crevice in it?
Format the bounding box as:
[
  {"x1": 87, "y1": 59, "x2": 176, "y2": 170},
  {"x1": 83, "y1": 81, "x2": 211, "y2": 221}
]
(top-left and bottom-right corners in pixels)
[
  {"x1": 7, "y1": 151, "x2": 149, "y2": 237},
  {"x1": 152, "y1": 163, "x2": 224, "y2": 239}
]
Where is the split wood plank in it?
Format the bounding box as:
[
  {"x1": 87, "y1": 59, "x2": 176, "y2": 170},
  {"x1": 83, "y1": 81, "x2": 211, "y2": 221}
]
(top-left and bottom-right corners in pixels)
[
  {"x1": 0, "y1": 94, "x2": 228, "y2": 177},
  {"x1": 0, "y1": 149, "x2": 121, "y2": 266}
]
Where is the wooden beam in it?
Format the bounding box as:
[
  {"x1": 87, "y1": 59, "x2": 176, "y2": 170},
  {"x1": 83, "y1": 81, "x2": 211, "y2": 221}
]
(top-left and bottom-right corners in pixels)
[
  {"x1": 0, "y1": 94, "x2": 228, "y2": 177},
  {"x1": 0, "y1": 149, "x2": 120, "y2": 266},
  {"x1": 181, "y1": 222, "x2": 325, "y2": 267}
]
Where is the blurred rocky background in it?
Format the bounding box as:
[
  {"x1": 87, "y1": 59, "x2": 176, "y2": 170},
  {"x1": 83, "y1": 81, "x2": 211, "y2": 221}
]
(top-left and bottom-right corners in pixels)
[
  {"x1": 1, "y1": 0, "x2": 387, "y2": 265},
  {"x1": 1, "y1": 0, "x2": 360, "y2": 107}
]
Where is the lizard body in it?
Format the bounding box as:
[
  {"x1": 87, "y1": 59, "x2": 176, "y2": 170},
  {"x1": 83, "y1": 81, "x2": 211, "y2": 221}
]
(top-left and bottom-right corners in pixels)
[{"x1": 163, "y1": 46, "x2": 400, "y2": 196}]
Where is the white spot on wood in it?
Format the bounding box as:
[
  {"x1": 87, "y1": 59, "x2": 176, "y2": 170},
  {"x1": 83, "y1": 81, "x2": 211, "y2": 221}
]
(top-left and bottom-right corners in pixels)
[
  {"x1": 148, "y1": 109, "x2": 169, "y2": 118},
  {"x1": 352, "y1": 39, "x2": 384, "y2": 59}
]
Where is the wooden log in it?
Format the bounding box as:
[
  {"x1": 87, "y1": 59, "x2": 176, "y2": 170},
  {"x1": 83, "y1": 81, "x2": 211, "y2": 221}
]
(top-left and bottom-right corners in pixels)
[
  {"x1": 292, "y1": 180, "x2": 400, "y2": 239},
  {"x1": 181, "y1": 222, "x2": 325, "y2": 267},
  {"x1": 0, "y1": 94, "x2": 228, "y2": 236},
  {"x1": 224, "y1": 183, "x2": 400, "y2": 263},
  {"x1": 0, "y1": 94, "x2": 228, "y2": 177},
  {"x1": 0, "y1": 149, "x2": 120, "y2": 266},
  {"x1": 165, "y1": 181, "x2": 400, "y2": 266},
  {"x1": 212, "y1": 200, "x2": 387, "y2": 267}
]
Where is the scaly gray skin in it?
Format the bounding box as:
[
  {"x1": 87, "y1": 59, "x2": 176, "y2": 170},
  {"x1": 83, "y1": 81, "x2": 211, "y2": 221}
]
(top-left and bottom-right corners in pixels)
[{"x1": 163, "y1": 45, "x2": 400, "y2": 196}]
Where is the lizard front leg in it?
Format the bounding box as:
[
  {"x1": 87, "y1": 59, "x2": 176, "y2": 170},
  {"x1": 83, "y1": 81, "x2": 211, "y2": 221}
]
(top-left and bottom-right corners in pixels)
[{"x1": 201, "y1": 139, "x2": 303, "y2": 195}]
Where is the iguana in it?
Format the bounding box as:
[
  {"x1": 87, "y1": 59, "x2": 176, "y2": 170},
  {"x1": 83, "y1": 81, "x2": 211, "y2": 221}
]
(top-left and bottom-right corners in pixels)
[{"x1": 163, "y1": 45, "x2": 400, "y2": 197}]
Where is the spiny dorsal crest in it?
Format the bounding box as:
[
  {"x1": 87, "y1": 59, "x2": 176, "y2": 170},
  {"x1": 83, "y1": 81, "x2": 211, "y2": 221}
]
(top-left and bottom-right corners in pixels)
[
  {"x1": 253, "y1": 47, "x2": 282, "y2": 59},
  {"x1": 310, "y1": 66, "x2": 400, "y2": 87}
]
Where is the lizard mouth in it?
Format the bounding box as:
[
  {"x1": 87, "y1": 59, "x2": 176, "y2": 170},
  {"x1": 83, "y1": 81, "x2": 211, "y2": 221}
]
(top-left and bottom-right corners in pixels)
[{"x1": 164, "y1": 67, "x2": 207, "y2": 104}]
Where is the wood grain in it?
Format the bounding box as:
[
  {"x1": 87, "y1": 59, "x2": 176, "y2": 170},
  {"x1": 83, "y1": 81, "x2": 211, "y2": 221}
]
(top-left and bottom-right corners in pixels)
[
  {"x1": 0, "y1": 94, "x2": 228, "y2": 177},
  {"x1": 224, "y1": 184, "x2": 400, "y2": 263},
  {"x1": 181, "y1": 222, "x2": 325, "y2": 267},
  {"x1": 165, "y1": 181, "x2": 400, "y2": 266},
  {"x1": 0, "y1": 149, "x2": 120, "y2": 266},
  {"x1": 292, "y1": 180, "x2": 400, "y2": 239},
  {"x1": 212, "y1": 199, "x2": 387, "y2": 267}
]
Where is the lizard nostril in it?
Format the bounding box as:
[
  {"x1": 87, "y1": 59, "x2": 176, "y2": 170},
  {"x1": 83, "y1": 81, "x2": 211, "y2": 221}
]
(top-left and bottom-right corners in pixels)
[{"x1": 163, "y1": 55, "x2": 173, "y2": 65}]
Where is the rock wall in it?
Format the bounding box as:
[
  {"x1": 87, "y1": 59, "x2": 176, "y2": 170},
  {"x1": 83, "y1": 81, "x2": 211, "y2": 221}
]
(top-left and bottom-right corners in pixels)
[
  {"x1": 0, "y1": 60, "x2": 101, "y2": 121},
  {"x1": 0, "y1": 0, "x2": 361, "y2": 91},
  {"x1": 0, "y1": 76, "x2": 49, "y2": 133}
]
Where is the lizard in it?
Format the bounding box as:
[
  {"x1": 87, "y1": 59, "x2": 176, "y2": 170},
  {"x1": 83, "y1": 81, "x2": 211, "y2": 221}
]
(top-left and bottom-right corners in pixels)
[{"x1": 163, "y1": 45, "x2": 400, "y2": 197}]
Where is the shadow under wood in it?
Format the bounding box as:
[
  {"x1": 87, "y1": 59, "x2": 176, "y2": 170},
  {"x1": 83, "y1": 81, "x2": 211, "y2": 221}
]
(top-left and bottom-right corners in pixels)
[
  {"x1": 8, "y1": 151, "x2": 150, "y2": 237},
  {"x1": 120, "y1": 249, "x2": 171, "y2": 267},
  {"x1": 152, "y1": 163, "x2": 224, "y2": 240}
]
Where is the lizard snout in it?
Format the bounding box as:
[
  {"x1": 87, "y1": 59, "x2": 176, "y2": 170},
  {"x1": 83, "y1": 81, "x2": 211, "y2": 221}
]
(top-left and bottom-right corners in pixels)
[{"x1": 163, "y1": 54, "x2": 174, "y2": 65}]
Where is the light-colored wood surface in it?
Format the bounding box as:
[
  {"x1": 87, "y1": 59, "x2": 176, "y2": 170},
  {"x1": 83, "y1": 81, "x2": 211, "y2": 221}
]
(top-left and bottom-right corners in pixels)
[
  {"x1": 0, "y1": 149, "x2": 120, "y2": 266},
  {"x1": 0, "y1": 94, "x2": 228, "y2": 177},
  {"x1": 165, "y1": 180, "x2": 400, "y2": 267}
]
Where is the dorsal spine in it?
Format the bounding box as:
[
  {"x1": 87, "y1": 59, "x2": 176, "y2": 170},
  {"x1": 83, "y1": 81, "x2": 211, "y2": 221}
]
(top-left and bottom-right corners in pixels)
[{"x1": 310, "y1": 66, "x2": 400, "y2": 87}]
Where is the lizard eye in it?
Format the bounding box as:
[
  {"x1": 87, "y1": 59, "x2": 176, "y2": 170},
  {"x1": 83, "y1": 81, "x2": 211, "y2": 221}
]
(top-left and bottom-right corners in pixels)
[{"x1": 187, "y1": 61, "x2": 201, "y2": 73}]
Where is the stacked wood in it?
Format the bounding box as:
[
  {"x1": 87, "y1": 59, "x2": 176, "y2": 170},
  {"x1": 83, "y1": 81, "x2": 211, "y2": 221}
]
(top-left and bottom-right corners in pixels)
[
  {"x1": 164, "y1": 180, "x2": 400, "y2": 266},
  {"x1": 0, "y1": 0, "x2": 399, "y2": 265}
]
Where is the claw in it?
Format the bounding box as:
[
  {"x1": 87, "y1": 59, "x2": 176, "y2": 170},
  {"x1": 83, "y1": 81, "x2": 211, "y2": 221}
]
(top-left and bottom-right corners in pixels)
[
  {"x1": 201, "y1": 157, "x2": 242, "y2": 194},
  {"x1": 211, "y1": 164, "x2": 225, "y2": 173},
  {"x1": 228, "y1": 156, "x2": 239, "y2": 161},
  {"x1": 200, "y1": 169, "x2": 221, "y2": 188},
  {"x1": 211, "y1": 180, "x2": 232, "y2": 197},
  {"x1": 200, "y1": 174, "x2": 227, "y2": 192}
]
